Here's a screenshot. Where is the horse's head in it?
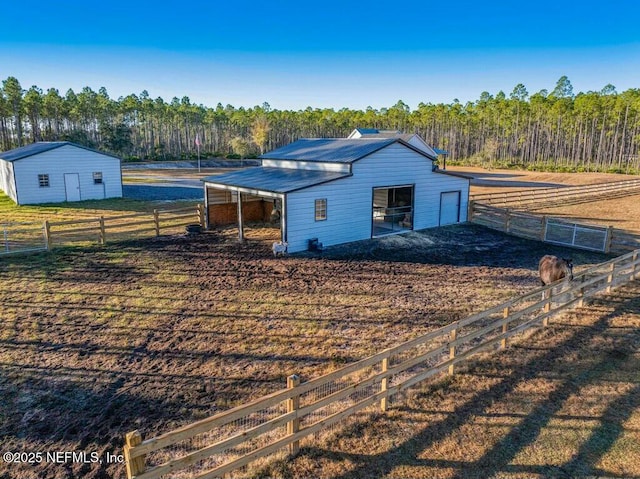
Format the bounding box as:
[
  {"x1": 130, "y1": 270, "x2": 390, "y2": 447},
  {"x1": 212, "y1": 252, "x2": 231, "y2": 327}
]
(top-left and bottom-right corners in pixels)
[{"x1": 563, "y1": 258, "x2": 574, "y2": 281}]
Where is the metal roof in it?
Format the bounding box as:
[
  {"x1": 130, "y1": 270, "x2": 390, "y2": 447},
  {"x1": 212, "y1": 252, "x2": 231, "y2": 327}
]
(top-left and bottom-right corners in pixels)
[
  {"x1": 353, "y1": 128, "x2": 386, "y2": 135},
  {"x1": 433, "y1": 147, "x2": 449, "y2": 155},
  {"x1": 202, "y1": 167, "x2": 350, "y2": 194},
  {"x1": 360, "y1": 132, "x2": 414, "y2": 141},
  {"x1": 0, "y1": 141, "x2": 120, "y2": 162},
  {"x1": 259, "y1": 138, "x2": 397, "y2": 163}
]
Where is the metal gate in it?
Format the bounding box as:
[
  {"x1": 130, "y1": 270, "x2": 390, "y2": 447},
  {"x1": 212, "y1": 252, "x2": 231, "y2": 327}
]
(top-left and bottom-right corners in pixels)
[
  {"x1": 544, "y1": 219, "x2": 609, "y2": 252},
  {"x1": 1, "y1": 222, "x2": 48, "y2": 255}
]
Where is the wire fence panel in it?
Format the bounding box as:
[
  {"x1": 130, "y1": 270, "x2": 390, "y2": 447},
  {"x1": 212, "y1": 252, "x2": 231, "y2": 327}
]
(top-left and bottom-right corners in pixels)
[
  {"x1": 544, "y1": 220, "x2": 608, "y2": 252},
  {"x1": 0, "y1": 222, "x2": 47, "y2": 255}
]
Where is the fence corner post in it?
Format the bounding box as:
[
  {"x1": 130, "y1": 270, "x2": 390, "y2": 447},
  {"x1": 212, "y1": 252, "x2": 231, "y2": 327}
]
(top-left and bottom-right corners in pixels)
[
  {"x1": 287, "y1": 374, "x2": 301, "y2": 456},
  {"x1": 153, "y1": 209, "x2": 160, "y2": 237},
  {"x1": 124, "y1": 430, "x2": 145, "y2": 478},
  {"x1": 448, "y1": 328, "x2": 457, "y2": 375},
  {"x1": 380, "y1": 356, "x2": 390, "y2": 412},
  {"x1": 43, "y1": 220, "x2": 52, "y2": 250}
]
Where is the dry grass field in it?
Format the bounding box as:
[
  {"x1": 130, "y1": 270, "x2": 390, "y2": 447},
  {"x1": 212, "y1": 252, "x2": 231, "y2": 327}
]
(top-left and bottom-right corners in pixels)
[
  {"x1": 454, "y1": 166, "x2": 640, "y2": 232},
  {"x1": 449, "y1": 166, "x2": 636, "y2": 195},
  {"x1": 0, "y1": 222, "x2": 631, "y2": 479},
  {"x1": 531, "y1": 193, "x2": 640, "y2": 232}
]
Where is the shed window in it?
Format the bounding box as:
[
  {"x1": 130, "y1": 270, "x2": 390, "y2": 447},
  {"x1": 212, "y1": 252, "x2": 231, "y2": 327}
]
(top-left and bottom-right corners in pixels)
[
  {"x1": 93, "y1": 172, "x2": 103, "y2": 184},
  {"x1": 315, "y1": 199, "x2": 327, "y2": 221},
  {"x1": 38, "y1": 174, "x2": 50, "y2": 187}
]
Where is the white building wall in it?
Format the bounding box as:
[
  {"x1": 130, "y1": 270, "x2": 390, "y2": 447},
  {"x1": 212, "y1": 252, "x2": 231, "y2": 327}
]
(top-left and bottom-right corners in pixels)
[
  {"x1": 0, "y1": 160, "x2": 17, "y2": 203},
  {"x1": 285, "y1": 143, "x2": 468, "y2": 253},
  {"x1": 12, "y1": 145, "x2": 122, "y2": 204}
]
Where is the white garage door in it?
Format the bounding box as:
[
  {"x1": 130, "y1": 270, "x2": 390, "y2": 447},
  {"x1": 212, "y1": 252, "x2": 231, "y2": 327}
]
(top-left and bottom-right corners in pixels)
[{"x1": 440, "y1": 191, "x2": 461, "y2": 225}]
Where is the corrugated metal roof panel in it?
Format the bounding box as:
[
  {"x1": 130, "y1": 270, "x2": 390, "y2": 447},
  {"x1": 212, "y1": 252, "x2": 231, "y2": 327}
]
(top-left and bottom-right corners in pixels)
[
  {"x1": 202, "y1": 167, "x2": 350, "y2": 193},
  {"x1": 259, "y1": 138, "x2": 396, "y2": 163},
  {"x1": 0, "y1": 142, "x2": 69, "y2": 161},
  {"x1": 0, "y1": 142, "x2": 120, "y2": 162}
]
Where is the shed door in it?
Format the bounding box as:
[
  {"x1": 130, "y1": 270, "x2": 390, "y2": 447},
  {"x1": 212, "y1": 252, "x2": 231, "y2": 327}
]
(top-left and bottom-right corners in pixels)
[
  {"x1": 64, "y1": 173, "x2": 81, "y2": 201},
  {"x1": 439, "y1": 191, "x2": 461, "y2": 225}
]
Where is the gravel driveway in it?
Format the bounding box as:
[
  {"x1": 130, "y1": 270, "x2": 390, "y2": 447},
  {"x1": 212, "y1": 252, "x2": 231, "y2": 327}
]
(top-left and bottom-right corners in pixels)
[{"x1": 123, "y1": 184, "x2": 204, "y2": 201}]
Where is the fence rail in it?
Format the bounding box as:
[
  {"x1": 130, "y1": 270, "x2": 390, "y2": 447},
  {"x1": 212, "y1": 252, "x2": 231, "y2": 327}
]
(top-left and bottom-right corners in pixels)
[
  {"x1": 469, "y1": 202, "x2": 640, "y2": 254},
  {"x1": 1, "y1": 205, "x2": 204, "y2": 255},
  {"x1": 123, "y1": 249, "x2": 640, "y2": 479},
  {"x1": 470, "y1": 178, "x2": 640, "y2": 210}
]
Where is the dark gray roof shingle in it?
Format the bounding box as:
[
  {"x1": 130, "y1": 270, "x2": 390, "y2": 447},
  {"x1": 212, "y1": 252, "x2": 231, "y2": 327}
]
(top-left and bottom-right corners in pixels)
[{"x1": 202, "y1": 167, "x2": 350, "y2": 193}]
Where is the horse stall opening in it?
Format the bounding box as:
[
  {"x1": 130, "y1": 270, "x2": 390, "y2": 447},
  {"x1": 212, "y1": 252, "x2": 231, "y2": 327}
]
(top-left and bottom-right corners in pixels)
[
  {"x1": 206, "y1": 187, "x2": 282, "y2": 240},
  {"x1": 372, "y1": 185, "x2": 414, "y2": 237}
]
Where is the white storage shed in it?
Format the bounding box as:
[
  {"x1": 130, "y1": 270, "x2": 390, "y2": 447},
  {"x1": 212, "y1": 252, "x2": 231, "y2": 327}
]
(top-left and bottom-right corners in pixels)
[
  {"x1": 0, "y1": 142, "x2": 123, "y2": 205},
  {"x1": 203, "y1": 137, "x2": 469, "y2": 253}
]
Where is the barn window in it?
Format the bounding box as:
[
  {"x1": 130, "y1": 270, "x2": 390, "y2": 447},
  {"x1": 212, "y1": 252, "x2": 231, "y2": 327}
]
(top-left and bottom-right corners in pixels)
[
  {"x1": 38, "y1": 174, "x2": 50, "y2": 187},
  {"x1": 93, "y1": 172, "x2": 103, "y2": 184},
  {"x1": 315, "y1": 199, "x2": 327, "y2": 221}
]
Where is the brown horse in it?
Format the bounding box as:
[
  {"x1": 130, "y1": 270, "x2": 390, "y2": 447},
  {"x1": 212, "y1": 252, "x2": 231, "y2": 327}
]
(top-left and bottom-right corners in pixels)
[{"x1": 539, "y1": 255, "x2": 574, "y2": 285}]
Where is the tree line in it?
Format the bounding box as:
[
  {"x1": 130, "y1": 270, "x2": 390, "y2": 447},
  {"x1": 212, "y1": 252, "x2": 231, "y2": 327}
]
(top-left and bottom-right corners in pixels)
[{"x1": 2, "y1": 75, "x2": 640, "y2": 173}]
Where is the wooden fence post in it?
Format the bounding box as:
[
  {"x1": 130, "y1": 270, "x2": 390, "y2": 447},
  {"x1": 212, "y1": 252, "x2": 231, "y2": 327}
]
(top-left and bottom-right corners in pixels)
[
  {"x1": 287, "y1": 374, "x2": 301, "y2": 456},
  {"x1": 543, "y1": 288, "x2": 552, "y2": 327},
  {"x1": 380, "y1": 356, "x2": 389, "y2": 412},
  {"x1": 605, "y1": 226, "x2": 614, "y2": 253},
  {"x1": 197, "y1": 204, "x2": 205, "y2": 228},
  {"x1": 467, "y1": 200, "x2": 475, "y2": 223},
  {"x1": 501, "y1": 306, "x2": 510, "y2": 349},
  {"x1": 633, "y1": 251, "x2": 639, "y2": 280},
  {"x1": 43, "y1": 220, "x2": 52, "y2": 250},
  {"x1": 578, "y1": 275, "x2": 586, "y2": 308},
  {"x1": 504, "y1": 209, "x2": 511, "y2": 233},
  {"x1": 124, "y1": 430, "x2": 145, "y2": 478},
  {"x1": 153, "y1": 210, "x2": 160, "y2": 237},
  {"x1": 448, "y1": 329, "x2": 457, "y2": 375},
  {"x1": 606, "y1": 262, "x2": 615, "y2": 293},
  {"x1": 99, "y1": 216, "x2": 106, "y2": 245}
]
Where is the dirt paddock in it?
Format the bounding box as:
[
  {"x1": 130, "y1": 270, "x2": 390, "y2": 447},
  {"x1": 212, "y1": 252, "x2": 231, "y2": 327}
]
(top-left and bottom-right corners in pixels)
[{"x1": 0, "y1": 224, "x2": 621, "y2": 478}]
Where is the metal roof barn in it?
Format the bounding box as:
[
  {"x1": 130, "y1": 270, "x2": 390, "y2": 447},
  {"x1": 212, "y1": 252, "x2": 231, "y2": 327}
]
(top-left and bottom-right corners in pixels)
[{"x1": 203, "y1": 137, "x2": 469, "y2": 253}]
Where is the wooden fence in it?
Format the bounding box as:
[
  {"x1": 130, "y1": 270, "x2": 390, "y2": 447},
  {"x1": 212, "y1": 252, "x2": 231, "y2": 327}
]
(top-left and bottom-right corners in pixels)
[
  {"x1": 469, "y1": 202, "x2": 640, "y2": 254},
  {"x1": 123, "y1": 250, "x2": 640, "y2": 479},
  {"x1": 0, "y1": 205, "x2": 205, "y2": 254},
  {"x1": 470, "y1": 177, "x2": 640, "y2": 210}
]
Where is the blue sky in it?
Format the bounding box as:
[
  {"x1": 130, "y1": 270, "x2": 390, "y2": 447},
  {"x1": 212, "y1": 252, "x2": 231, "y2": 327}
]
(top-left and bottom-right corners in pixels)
[{"x1": 1, "y1": 0, "x2": 639, "y2": 110}]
